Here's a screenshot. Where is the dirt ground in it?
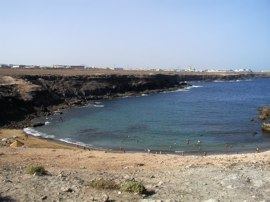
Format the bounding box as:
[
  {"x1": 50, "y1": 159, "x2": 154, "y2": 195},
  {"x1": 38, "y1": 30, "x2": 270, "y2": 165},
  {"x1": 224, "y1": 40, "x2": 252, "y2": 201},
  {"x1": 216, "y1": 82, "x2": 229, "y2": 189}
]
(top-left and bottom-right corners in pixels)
[{"x1": 0, "y1": 129, "x2": 269, "y2": 201}]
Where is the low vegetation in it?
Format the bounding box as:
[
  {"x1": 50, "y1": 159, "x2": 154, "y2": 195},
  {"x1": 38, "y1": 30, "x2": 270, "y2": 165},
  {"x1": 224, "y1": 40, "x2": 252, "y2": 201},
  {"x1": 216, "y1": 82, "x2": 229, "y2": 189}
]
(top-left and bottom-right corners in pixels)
[
  {"x1": 26, "y1": 165, "x2": 46, "y2": 175},
  {"x1": 120, "y1": 179, "x2": 146, "y2": 194},
  {"x1": 89, "y1": 178, "x2": 119, "y2": 190},
  {"x1": 89, "y1": 178, "x2": 147, "y2": 194}
]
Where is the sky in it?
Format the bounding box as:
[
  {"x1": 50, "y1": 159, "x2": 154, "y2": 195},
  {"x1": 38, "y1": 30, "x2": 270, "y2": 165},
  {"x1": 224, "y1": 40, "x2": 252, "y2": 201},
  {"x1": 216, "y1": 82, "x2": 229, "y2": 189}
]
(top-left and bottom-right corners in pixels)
[{"x1": 0, "y1": 0, "x2": 269, "y2": 70}]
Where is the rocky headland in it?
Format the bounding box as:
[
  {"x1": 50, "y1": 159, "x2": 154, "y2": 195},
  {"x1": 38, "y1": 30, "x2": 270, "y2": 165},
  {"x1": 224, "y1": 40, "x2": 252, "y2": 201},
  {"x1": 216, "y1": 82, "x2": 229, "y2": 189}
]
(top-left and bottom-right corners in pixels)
[
  {"x1": 259, "y1": 106, "x2": 270, "y2": 132},
  {"x1": 0, "y1": 68, "x2": 261, "y2": 128},
  {"x1": 0, "y1": 73, "x2": 190, "y2": 128}
]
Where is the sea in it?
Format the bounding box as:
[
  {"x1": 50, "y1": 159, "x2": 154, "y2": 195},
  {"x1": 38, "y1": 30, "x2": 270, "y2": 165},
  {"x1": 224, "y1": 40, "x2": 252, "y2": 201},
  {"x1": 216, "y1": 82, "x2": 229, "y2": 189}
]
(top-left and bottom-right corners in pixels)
[{"x1": 24, "y1": 78, "x2": 270, "y2": 154}]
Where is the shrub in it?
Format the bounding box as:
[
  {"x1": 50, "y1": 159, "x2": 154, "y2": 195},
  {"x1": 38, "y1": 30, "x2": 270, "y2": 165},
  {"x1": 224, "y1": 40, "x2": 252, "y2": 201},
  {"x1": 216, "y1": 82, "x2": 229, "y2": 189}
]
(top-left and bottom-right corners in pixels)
[
  {"x1": 120, "y1": 179, "x2": 146, "y2": 194},
  {"x1": 26, "y1": 165, "x2": 46, "y2": 175},
  {"x1": 89, "y1": 178, "x2": 119, "y2": 190}
]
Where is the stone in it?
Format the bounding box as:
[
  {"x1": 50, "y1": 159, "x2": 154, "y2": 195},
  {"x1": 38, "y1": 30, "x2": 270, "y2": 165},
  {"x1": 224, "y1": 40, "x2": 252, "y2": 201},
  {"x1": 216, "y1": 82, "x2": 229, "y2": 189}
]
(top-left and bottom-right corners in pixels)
[
  {"x1": 3, "y1": 179, "x2": 12, "y2": 183},
  {"x1": 1, "y1": 138, "x2": 7, "y2": 142},
  {"x1": 10, "y1": 140, "x2": 24, "y2": 148},
  {"x1": 203, "y1": 199, "x2": 218, "y2": 202},
  {"x1": 61, "y1": 187, "x2": 73, "y2": 193},
  {"x1": 32, "y1": 122, "x2": 45, "y2": 127},
  {"x1": 157, "y1": 181, "x2": 163, "y2": 186},
  {"x1": 102, "y1": 194, "x2": 109, "y2": 202}
]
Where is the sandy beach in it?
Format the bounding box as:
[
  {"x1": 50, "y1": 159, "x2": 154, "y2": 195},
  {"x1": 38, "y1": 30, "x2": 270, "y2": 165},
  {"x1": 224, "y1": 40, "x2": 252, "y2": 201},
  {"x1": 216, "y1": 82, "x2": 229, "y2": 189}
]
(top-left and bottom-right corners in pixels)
[{"x1": 0, "y1": 129, "x2": 269, "y2": 201}]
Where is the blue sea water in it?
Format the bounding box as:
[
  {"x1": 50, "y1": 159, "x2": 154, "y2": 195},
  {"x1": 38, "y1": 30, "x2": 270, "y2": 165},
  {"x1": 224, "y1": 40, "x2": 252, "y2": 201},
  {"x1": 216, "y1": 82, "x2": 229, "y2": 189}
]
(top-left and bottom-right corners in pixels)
[{"x1": 28, "y1": 78, "x2": 270, "y2": 153}]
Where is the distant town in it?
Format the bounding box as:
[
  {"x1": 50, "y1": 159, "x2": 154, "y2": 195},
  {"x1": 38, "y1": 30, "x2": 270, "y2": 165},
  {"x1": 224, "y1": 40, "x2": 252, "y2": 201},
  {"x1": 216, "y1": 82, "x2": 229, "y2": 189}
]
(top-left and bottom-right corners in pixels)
[{"x1": 0, "y1": 63, "x2": 258, "y2": 73}]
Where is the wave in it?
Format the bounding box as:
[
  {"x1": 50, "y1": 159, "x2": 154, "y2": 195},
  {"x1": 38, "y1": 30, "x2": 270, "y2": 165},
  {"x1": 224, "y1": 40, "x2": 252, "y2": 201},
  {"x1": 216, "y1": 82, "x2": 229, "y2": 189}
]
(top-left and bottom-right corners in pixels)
[
  {"x1": 176, "y1": 85, "x2": 203, "y2": 91},
  {"x1": 229, "y1": 79, "x2": 241, "y2": 82},
  {"x1": 186, "y1": 85, "x2": 203, "y2": 90},
  {"x1": 78, "y1": 101, "x2": 105, "y2": 108},
  {"x1": 93, "y1": 104, "x2": 104, "y2": 108},
  {"x1": 23, "y1": 127, "x2": 93, "y2": 148},
  {"x1": 214, "y1": 79, "x2": 253, "y2": 83},
  {"x1": 174, "y1": 89, "x2": 188, "y2": 92},
  {"x1": 23, "y1": 127, "x2": 55, "y2": 139},
  {"x1": 59, "y1": 137, "x2": 91, "y2": 148},
  {"x1": 161, "y1": 85, "x2": 203, "y2": 94},
  {"x1": 213, "y1": 80, "x2": 225, "y2": 83},
  {"x1": 192, "y1": 85, "x2": 203, "y2": 88}
]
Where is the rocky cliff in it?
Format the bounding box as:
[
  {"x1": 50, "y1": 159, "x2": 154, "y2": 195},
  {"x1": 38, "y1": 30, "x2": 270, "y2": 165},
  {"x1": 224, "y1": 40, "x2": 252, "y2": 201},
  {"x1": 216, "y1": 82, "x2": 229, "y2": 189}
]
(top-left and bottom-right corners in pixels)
[{"x1": 0, "y1": 74, "x2": 188, "y2": 128}]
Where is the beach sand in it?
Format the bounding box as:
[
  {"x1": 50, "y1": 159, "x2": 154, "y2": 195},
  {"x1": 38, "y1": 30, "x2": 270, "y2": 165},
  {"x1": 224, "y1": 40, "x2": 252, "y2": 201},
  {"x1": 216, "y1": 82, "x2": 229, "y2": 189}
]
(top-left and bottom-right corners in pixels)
[{"x1": 0, "y1": 129, "x2": 269, "y2": 201}]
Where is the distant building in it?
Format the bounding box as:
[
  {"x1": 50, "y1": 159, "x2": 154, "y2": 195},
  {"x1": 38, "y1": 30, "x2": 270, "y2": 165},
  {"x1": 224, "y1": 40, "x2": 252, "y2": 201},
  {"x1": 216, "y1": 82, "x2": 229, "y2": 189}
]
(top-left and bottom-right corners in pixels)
[
  {"x1": 70, "y1": 65, "x2": 85, "y2": 69},
  {"x1": 53, "y1": 65, "x2": 68, "y2": 69},
  {"x1": 0, "y1": 64, "x2": 10, "y2": 68},
  {"x1": 11, "y1": 64, "x2": 26, "y2": 68},
  {"x1": 113, "y1": 67, "x2": 123, "y2": 71},
  {"x1": 184, "y1": 67, "x2": 196, "y2": 72},
  {"x1": 25, "y1": 65, "x2": 40, "y2": 69},
  {"x1": 12, "y1": 65, "x2": 20, "y2": 68},
  {"x1": 234, "y1": 68, "x2": 252, "y2": 72},
  {"x1": 85, "y1": 66, "x2": 93, "y2": 69}
]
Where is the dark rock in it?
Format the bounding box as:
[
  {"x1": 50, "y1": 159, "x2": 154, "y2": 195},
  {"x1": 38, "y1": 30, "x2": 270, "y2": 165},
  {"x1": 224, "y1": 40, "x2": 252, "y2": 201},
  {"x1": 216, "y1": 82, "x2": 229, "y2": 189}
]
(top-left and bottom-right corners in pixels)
[{"x1": 32, "y1": 122, "x2": 45, "y2": 127}]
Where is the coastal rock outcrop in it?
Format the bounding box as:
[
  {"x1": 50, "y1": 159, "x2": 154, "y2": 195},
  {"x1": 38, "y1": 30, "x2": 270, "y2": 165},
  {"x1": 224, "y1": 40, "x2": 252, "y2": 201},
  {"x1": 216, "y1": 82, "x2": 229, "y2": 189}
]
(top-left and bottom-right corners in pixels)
[
  {"x1": 259, "y1": 106, "x2": 270, "y2": 120},
  {"x1": 0, "y1": 74, "x2": 188, "y2": 127},
  {"x1": 262, "y1": 123, "x2": 270, "y2": 132},
  {"x1": 259, "y1": 106, "x2": 270, "y2": 132}
]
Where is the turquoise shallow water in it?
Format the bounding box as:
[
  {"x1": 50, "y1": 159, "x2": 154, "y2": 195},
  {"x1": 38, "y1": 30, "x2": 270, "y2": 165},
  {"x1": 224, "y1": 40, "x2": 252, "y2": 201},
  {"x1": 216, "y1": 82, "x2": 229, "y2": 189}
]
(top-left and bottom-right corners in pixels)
[{"x1": 28, "y1": 78, "x2": 270, "y2": 153}]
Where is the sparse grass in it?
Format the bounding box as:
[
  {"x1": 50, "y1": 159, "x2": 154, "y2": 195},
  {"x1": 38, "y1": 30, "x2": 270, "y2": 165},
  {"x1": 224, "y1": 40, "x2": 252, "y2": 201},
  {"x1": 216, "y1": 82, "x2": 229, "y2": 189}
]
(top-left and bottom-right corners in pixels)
[
  {"x1": 120, "y1": 179, "x2": 146, "y2": 194},
  {"x1": 26, "y1": 165, "x2": 46, "y2": 175},
  {"x1": 89, "y1": 178, "x2": 119, "y2": 190},
  {"x1": 89, "y1": 178, "x2": 149, "y2": 195}
]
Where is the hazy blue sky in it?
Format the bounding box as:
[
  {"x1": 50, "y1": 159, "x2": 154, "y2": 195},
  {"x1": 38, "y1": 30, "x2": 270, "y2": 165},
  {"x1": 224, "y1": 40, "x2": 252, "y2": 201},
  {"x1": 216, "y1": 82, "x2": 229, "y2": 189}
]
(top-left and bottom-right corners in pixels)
[{"x1": 0, "y1": 0, "x2": 269, "y2": 70}]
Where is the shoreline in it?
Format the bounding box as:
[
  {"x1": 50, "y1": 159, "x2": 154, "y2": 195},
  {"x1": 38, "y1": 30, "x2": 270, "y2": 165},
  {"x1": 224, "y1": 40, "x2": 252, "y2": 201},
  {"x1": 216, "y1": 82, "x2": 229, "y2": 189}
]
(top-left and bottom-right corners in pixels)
[
  {"x1": 1, "y1": 129, "x2": 270, "y2": 201},
  {"x1": 20, "y1": 126, "x2": 270, "y2": 156},
  {"x1": 1, "y1": 128, "x2": 270, "y2": 157}
]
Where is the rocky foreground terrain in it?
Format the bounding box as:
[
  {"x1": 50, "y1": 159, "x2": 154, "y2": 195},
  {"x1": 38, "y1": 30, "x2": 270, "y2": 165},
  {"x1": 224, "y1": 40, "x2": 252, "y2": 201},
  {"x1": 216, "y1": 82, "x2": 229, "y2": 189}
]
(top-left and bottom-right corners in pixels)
[
  {"x1": 0, "y1": 129, "x2": 270, "y2": 202},
  {"x1": 0, "y1": 68, "x2": 258, "y2": 128}
]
